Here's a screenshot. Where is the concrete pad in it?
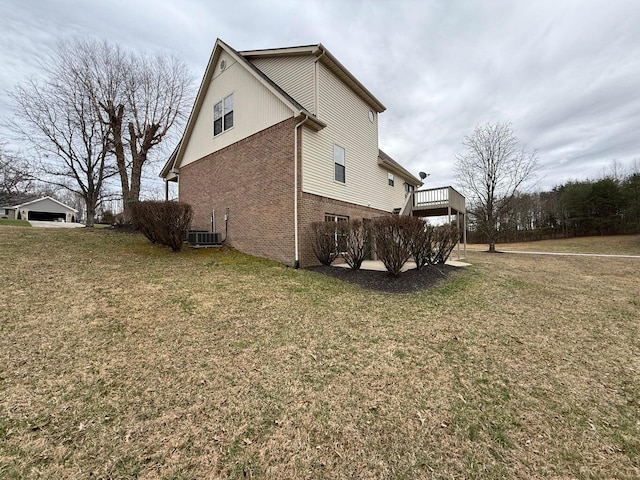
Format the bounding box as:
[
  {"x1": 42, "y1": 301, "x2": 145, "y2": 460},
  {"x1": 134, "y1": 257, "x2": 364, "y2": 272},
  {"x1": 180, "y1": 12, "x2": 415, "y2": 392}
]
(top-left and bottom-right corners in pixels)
[
  {"x1": 446, "y1": 259, "x2": 472, "y2": 267},
  {"x1": 334, "y1": 258, "x2": 470, "y2": 271},
  {"x1": 28, "y1": 220, "x2": 86, "y2": 228}
]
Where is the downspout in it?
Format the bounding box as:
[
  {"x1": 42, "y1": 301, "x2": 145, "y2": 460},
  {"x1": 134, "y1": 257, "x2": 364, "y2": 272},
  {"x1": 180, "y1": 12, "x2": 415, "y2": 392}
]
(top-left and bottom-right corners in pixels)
[
  {"x1": 294, "y1": 114, "x2": 309, "y2": 269},
  {"x1": 293, "y1": 48, "x2": 325, "y2": 269}
]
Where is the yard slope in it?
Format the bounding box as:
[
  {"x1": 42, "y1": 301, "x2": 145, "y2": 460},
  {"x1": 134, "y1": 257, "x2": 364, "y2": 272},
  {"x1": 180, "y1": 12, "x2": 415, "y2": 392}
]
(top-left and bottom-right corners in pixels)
[{"x1": 1, "y1": 227, "x2": 639, "y2": 479}]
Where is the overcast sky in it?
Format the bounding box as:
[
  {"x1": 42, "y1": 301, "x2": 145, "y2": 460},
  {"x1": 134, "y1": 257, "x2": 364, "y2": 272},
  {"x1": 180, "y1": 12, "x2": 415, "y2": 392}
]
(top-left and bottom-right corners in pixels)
[{"x1": 1, "y1": 0, "x2": 639, "y2": 196}]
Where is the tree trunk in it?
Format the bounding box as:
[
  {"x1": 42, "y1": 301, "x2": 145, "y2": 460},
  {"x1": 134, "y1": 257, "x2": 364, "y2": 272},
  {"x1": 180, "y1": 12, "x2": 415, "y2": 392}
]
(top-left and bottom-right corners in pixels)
[
  {"x1": 86, "y1": 207, "x2": 96, "y2": 227},
  {"x1": 488, "y1": 241, "x2": 496, "y2": 252}
]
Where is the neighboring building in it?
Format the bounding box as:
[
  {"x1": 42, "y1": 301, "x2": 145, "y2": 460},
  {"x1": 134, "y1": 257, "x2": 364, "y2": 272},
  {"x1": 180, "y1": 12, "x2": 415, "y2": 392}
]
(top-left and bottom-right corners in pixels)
[
  {"x1": 160, "y1": 39, "x2": 424, "y2": 267},
  {"x1": 0, "y1": 195, "x2": 78, "y2": 222}
]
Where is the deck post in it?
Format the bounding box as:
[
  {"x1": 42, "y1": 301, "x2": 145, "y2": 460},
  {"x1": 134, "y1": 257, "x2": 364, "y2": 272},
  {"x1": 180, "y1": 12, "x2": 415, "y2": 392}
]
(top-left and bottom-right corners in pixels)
[
  {"x1": 464, "y1": 213, "x2": 467, "y2": 259},
  {"x1": 456, "y1": 211, "x2": 460, "y2": 259}
]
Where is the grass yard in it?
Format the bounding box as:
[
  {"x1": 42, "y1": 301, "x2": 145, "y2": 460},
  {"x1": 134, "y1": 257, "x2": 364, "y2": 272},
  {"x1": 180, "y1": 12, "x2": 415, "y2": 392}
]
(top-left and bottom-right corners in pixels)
[
  {"x1": 0, "y1": 219, "x2": 31, "y2": 227},
  {"x1": 1, "y1": 227, "x2": 639, "y2": 479},
  {"x1": 468, "y1": 234, "x2": 640, "y2": 255}
]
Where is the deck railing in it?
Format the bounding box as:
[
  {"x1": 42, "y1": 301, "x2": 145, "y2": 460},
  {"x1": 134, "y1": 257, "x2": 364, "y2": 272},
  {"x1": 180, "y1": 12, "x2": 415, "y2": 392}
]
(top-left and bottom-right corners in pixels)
[{"x1": 413, "y1": 186, "x2": 466, "y2": 214}]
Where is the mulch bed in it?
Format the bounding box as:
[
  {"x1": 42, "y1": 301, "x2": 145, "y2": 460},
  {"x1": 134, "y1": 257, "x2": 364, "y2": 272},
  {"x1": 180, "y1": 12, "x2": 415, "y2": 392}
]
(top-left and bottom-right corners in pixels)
[{"x1": 307, "y1": 263, "x2": 460, "y2": 294}]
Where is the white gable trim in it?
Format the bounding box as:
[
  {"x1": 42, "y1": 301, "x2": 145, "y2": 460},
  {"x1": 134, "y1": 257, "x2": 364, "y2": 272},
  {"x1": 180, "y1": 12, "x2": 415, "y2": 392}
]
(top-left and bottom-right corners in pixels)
[
  {"x1": 162, "y1": 39, "x2": 326, "y2": 176},
  {"x1": 15, "y1": 196, "x2": 78, "y2": 212}
]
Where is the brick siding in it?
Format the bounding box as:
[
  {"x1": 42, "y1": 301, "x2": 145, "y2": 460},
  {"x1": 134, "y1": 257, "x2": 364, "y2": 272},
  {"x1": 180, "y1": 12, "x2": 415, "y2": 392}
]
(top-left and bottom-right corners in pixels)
[
  {"x1": 298, "y1": 191, "x2": 389, "y2": 267},
  {"x1": 179, "y1": 118, "x2": 297, "y2": 266},
  {"x1": 178, "y1": 117, "x2": 393, "y2": 268}
]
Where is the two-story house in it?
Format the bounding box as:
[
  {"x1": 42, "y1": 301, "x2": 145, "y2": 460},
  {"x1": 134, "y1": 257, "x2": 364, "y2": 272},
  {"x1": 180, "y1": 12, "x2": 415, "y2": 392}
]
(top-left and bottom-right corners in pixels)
[{"x1": 160, "y1": 39, "x2": 423, "y2": 267}]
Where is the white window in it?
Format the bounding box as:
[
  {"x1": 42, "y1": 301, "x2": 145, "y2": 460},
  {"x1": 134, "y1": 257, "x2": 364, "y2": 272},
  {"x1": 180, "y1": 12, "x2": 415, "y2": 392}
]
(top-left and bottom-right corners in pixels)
[
  {"x1": 325, "y1": 214, "x2": 349, "y2": 251},
  {"x1": 325, "y1": 214, "x2": 349, "y2": 223},
  {"x1": 334, "y1": 144, "x2": 345, "y2": 183},
  {"x1": 388, "y1": 172, "x2": 394, "y2": 187},
  {"x1": 214, "y1": 93, "x2": 234, "y2": 136}
]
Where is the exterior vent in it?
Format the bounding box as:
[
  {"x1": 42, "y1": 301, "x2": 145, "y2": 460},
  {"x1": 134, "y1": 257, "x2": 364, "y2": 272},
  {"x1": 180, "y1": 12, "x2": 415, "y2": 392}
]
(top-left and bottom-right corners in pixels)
[{"x1": 220, "y1": 59, "x2": 227, "y2": 71}]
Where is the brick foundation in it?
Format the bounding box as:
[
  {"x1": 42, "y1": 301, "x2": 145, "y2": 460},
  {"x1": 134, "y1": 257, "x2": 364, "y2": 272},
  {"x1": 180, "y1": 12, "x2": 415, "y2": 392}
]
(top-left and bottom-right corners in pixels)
[{"x1": 298, "y1": 192, "x2": 389, "y2": 267}]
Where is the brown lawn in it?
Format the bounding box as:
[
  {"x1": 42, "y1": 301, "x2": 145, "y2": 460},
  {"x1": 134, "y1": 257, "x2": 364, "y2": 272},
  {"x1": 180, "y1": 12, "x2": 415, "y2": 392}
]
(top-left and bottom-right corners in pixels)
[
  {"x1": 468, "y1": 234, "x2": 640, "y2": 255},
  {"x1": 1, "y1": 227, "x2": 639, "y2": 479}
]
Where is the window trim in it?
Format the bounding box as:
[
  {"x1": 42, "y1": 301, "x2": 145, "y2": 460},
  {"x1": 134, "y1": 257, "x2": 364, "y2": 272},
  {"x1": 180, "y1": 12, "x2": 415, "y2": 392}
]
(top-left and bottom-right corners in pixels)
[
  {"x1": 404, "y1": 182, "x2": 415, "y2": 196},
  {"x1": 214, "y1": 93, "x2": 234, "y2": 137},
  {"x1": 334, "y1": 144, "x2": 345, "y2": 184},
  {"x1": 325, "y1": 214, "x2": 349, "y2": 253}
]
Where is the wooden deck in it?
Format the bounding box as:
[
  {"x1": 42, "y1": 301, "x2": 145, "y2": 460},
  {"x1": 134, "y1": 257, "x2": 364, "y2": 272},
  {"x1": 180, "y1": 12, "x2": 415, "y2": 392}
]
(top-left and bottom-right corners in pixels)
[{"x1": 402, "y1": 186, "x2": 466, "y2": 217}]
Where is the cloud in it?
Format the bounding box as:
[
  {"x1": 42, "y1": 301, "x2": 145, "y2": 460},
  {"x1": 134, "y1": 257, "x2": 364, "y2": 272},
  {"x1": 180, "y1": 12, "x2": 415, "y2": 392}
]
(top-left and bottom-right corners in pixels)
[{"x1": 1, "y1": 0, "x2": 639, "y2": 195}]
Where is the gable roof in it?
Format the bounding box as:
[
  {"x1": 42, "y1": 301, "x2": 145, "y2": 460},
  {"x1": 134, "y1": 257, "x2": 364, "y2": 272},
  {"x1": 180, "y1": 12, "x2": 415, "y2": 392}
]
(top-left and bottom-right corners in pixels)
[
  {"x1": 160, "y1": 39, "x2": 326, "y2": 178},
  {"x1": 241, "y1": 44, "x2": 386, "y2": 113},
  {"x1": 378, "y1": 150, "x2": 422, "y2": 186},
  {"x1": 0, "y1": 195, "x2": 78, "y2": 212}
]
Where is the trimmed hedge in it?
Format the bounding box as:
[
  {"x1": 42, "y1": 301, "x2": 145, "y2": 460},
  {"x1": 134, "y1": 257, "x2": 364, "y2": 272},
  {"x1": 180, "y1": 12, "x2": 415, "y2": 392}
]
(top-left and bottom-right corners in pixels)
[
  {"x1": 371, "y1": 216, "x2": 413, "y2": 276},
  {"x1": 131, "y1": 201, "x2": 193, "y2": 252},
  {"x1": 337, "y1": 219, "x2": 371, "y2": 270},
  {"x1": 311, "y1": 215, "x2": 460, "y2": 275}
]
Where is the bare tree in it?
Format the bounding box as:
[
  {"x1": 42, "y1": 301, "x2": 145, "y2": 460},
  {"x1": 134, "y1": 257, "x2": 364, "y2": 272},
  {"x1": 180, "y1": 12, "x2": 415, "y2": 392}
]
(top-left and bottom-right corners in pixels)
[
  {"x1": 455, "y1": 122, "x2": 538, "y2": 252},
  {"x1": 0, "y1": 143, "x2": 32, "y2": 201},
  {"x1": 9, "y1": 39, "x2": 191, "y2": 224},
  {"x1": 10, "y1": 62, "x2": 116, "y2": 226},
  {"x1": 63, "y1": 40, "x2": 192, "y2": 221}
]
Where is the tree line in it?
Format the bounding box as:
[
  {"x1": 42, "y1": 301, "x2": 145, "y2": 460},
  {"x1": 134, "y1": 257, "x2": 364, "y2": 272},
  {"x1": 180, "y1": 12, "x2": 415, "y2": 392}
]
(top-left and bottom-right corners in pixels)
[
  {"x1": 455, "y1": 121, "x2": 639, "y2": 248},
  {"x1": 467, "y1": 170, "x2": 640, "y2": 243}
]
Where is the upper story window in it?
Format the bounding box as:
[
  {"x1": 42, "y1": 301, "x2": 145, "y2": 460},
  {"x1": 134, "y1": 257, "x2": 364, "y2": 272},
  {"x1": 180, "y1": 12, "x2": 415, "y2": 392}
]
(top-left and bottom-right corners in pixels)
[
  {"x1": 388, "y1": 172, "x2": 394, "y2": 186},
  {"x1": 334, "y1": 144, "x2": 345, "y2": 183},
  {"x1": 214, "y1": 94, "x2": 234, "y2": 136}
]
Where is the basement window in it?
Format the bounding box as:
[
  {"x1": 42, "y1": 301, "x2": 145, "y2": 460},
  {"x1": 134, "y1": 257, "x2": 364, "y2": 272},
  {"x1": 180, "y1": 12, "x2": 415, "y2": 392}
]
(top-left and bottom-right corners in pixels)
[{"x1": 214, "y1": 93, "x2": 234, "y2": 136}]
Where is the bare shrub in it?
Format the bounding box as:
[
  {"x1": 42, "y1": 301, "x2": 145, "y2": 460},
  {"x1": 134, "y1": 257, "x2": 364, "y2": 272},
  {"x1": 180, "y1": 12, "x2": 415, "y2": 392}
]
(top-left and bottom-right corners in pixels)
[
  {"x1": 131, "y1": 201, "x2": 193, "y2": 251},
  {"x1": 338, "y1": 219, "x2": 371, "y2": 270},
  {"x1": 311, "y1": 221, "x2": 340, "y2": 265},
  {"x1": 405, "y1": 216, "x2": 435, "y2": 270},
  {"x1": 372, "y1": 216, "x2": 413, "y2": 276},
  {"x1": 432, "y1": 224, "x2": 460, "y2": 264}
]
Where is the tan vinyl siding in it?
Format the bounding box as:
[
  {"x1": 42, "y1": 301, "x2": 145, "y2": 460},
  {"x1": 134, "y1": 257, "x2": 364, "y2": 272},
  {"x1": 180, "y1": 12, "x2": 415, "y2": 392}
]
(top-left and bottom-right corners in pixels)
[
  {"x1": 301, "y1": 63, "x2": 407, "y2": 212},
  {"x1": 181, "y1": 51, "x2": 294, "y2": 167},
  {"x1": 249, "y1": 56, "x2": 315, "y2": 113}
]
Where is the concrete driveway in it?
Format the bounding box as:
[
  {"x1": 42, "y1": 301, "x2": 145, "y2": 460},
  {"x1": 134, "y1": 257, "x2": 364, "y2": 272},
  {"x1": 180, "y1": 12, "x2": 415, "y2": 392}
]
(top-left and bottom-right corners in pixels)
[{"x1": 28, "y1": 221, "x2": 86, "y2": 229}]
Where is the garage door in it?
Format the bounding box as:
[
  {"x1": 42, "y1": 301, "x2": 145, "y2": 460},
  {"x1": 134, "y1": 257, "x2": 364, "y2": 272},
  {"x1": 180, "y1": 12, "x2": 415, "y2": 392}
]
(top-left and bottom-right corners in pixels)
[{"x1": 28, "y1": 211, "x2": 65, "y2": 221}]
